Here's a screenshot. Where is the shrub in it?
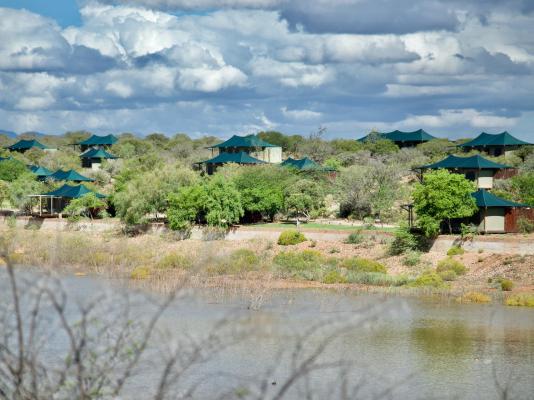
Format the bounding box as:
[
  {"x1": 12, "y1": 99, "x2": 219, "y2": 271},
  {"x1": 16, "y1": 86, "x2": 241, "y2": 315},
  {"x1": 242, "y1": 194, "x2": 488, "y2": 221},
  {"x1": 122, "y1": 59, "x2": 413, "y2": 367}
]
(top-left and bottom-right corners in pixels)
[
  {"x1": 322, "y1": 270, "x2": 348, "y2": 284},
  {"x1": 447, "y1": 246, "x2": 465, "y2": 256},
  {"x1": 402, "y1": 251, "x2": 421, "y2": 267},
  {"x1": 388, "y1": 225, "x2": 418, "y2": 255},
  {"x1": 517, "y1": 217, "x2": 534, "y2": 234},
  {"x1": 208, "y1": 249, "x2": 259, "y2": 275},
  {"x1": 157, "y1": 252, "x2": 192, "y2": 270},
  {"x1": 345, "y1": 231, "x2": 363, "y2": 244},
  {"x1": 346, "y1": 272, "x2": 410, "y2": 286},
  {"x1": 505, "y1": 293, "x2": 534, "y2": 307},
  {"x1": 130, "y1": 266, "x2": 151, "y2": 280},
  {"x1": 339, "y1": 257, "x2": 387, "y2": 273},
  {"x1": 456, "y1": 291, "x2": 491, "y2": 304},
  {"x1": 202, "y1": 226, "x2": 227, "y2": 241},
  {"x1": 436, "y1": 258, "x2": 467, "y2": 276},
  {"x1": 438, "y1": 270, "x2": 458, "y2": 281},
  {"x1": 273, "y1": 250, "x2": 324, "y2": 280},
  {"x1": 277, "y1": 230, "x2": 306, "y2": 245},
  {"x1": 501, "y1": 279, "x2": 514, "y2": 291},
  {"x1": 409, "y1": 271, "x2": 445, "y2": 288}
]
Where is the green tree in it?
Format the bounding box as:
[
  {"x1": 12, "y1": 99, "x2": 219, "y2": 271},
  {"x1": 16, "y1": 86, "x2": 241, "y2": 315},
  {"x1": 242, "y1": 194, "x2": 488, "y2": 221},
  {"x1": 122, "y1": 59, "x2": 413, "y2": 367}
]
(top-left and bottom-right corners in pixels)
[
  {"x1": 8, "y1": 173, "x2": 44, "y2": 212},
  {"x1": 284, "y1": 179, "x2": 324, "y2": 223},
  {"x1": 232, "y1": 165, "x2": 294, "y2": 221},
  {"x1": 0, "y1": 159, "x2": 28, "y2": 182},
  {"x1": 63, "y1": 193, "x2": 107, "y2": 220},
  {"x1": 167, "y1": 184, "x2": 207, "y2": 230},
  {"x1": 509, "y1": 172, "x2": 534, "y2": 205},
  {"x1": 412, "y1": 169, "x2": 477, "y2": 236},
  {"x1": 363, "y1": 139, "x2": 399, "y2": 155}
]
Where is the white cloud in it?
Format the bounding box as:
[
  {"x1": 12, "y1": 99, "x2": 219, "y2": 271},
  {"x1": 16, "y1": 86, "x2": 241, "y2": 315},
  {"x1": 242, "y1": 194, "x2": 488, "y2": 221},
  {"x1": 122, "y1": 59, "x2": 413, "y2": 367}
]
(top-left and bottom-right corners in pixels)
[
  {"x1": 281, "y1": 107, "x2": 321, "y2": 120},
  {"x1": 401, "y1": 109, "x2": 518, "y2": 130},
  {"x1": 177, "y1": 66, "x2": 247, "y2": 92}
]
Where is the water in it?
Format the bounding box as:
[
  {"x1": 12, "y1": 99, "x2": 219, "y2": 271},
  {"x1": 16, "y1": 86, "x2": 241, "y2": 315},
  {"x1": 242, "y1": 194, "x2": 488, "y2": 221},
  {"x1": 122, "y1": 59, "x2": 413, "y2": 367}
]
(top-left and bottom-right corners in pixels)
[{"x1": 2, "y1": 272, "x2": 534, "y2": 399}]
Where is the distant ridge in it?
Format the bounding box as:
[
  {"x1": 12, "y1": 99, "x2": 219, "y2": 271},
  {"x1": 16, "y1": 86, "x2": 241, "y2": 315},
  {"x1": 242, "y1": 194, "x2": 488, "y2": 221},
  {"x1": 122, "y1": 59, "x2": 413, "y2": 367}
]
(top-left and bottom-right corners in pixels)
[{"x1": 0, "y1": 129, "x2": 17, "y2": 138}]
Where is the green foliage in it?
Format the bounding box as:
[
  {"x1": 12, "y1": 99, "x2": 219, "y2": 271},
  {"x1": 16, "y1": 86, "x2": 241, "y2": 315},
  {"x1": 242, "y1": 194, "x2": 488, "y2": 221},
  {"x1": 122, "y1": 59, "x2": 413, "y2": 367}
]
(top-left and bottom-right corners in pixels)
[
  {"x1": 447, "y1": 246, "x2": 465, "y2": 256},
  {"x1": 517, "y1": 217, "x2": 534, "y2": 234},
  {"x1": 413, "y1": 169, "x2": 477, "y2": 236},
  {"x1": 322, "y1": 269, "x2": 348, "y2": 284},
  {"x1": 403, "y1": 251, "x2": 421, "y2": 267},
  {"x1": 232, "y1": 165, "x2": 293, "y2": 220},
  {"x1": 508, "y1": 172, "x2": 534, "y2": 205},
  {"x1": 130, "y1": 266, "x2": 151, "y2": 280},
  {"x1": 436, "y1": 257, "x2": 467, "y2": 275},
  {"x1": 456, "y1": 291, "x2": 491, "y2": 304},
  {"x1": 167, "y1": 184, "x2": 206, "y2": 231},
  {"x1": 460, "y1": 223, "x2": 478, "y2": 240},
  {"x1": 417, "y1": 139, "x2": 452, "y2": 160},
  {"x1": 500, "y1": 279, "x2": 513, "y2": 291},
  {"x1": 330, "y1": 139, "x2": 363, "y2": 153},
  {"x1": 346, "y1": 271, "x2": 410, "y2": 286},
  {"x1": 0, "y1": 158, "x2": 28, "y2": 182},
  {"x1": 209, "y1": 249, "x2": 259, "y2": 275},
  {"x1": 273, "y1": 250, "x2": 325, "y2": 280},
  {"x1": 388, "y1": 225, "x2": 419, "y2": 255},
  {"x1": 63, "y1": 193, "x2": 107, "y2": 220},
  {"x1": 8, "y1": 173, "x2": 44, "y2": 211},
  {"x1": 409, "y1": 270, "x2": 445, "y2": 288},
  {"x1": 203, "y1": 175, "x2": 244, "y2": 227},
  {"x1": 345, "y1": 230, "x2": 363, "y2": 244},
  {"x1": 505, "y1": 293, "x2": 534, "y2": 307},
  {"x1": 284, "y1": 179, "x2": 324, "y2": 220},
  {"x1": 363, "y1": 137, "x2": 399, "y2": 155},
  {"x1": 339, "y1": 257, "x2": 387, "y2": 273},
  {"x1": 277, "y1": 229, "x2": 307, "y2": 245},
  {"x1": 438, "y1": 270, "x2": 458, "y2": 281}
]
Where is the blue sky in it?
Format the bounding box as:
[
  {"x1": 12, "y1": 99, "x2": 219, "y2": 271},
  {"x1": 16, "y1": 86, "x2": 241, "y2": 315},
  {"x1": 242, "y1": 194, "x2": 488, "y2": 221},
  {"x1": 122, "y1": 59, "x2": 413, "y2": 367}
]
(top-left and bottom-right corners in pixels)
[{"x1": 0, "y1": 0, "x2": 533, "y2": 140}]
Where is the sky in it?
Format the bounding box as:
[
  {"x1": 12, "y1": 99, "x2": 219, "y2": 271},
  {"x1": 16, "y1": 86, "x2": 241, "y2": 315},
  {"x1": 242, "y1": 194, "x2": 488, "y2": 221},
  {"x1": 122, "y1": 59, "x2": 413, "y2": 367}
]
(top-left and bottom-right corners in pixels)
[{"x1": 0, "y1": 0, "x2": 533, "y2": 140}]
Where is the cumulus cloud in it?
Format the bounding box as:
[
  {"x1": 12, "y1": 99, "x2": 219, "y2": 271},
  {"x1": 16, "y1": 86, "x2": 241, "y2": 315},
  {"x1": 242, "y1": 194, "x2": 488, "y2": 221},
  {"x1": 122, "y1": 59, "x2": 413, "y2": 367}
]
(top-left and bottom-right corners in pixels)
[
  {"x1": 281, "y1": 107, "x2": 322, "y2": 120},
  {"x1": 401, "y1": 109, "x2": 518, "y2": 130}
]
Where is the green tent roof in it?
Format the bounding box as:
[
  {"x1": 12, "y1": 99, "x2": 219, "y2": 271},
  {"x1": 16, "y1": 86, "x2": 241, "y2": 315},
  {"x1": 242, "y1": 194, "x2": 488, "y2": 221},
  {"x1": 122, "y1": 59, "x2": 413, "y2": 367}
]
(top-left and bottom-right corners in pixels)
[
  {"x1": 201, "y1": 151, "x2": 266, "y2": 164},
  {"x1": 472, "y1": 189, "x2": 528, "y2": 208},
  {"x1": 459, "y1": 132, "x2": 531, "y2": 148},
  {"x1": 7, "y1": 139, "x2": 48, "y2": 150},
  {"x1": 209, "y1": 134, "x2": 278, "y2": 149},
  {"x1": 80, "y1": 148, "x2": 117, "y2": 159},
  {"x1": 281, "y1": 157, "x2": 335, "y2": 171},
  {"x1": 359, "y1": 129, "x2": 436, "y2": 143},
  {"x1": 50, "y1": 169, "x2": 94, "y2": 182},
  {"x1": 0, "y1": 156, "x2": 13, "y2": 162},
  {"x1": 419, "y1": 155, "x2": 510, "y2": 170},
  {"x1": 78, "y1": 134, "x2": 118, "y2": 146},
  {"x1": 43, "y1": 184, "x2": 105, "y2": 199},
  {"x1": 29, "y1": 165, "x2": 53, "y2": 177}
]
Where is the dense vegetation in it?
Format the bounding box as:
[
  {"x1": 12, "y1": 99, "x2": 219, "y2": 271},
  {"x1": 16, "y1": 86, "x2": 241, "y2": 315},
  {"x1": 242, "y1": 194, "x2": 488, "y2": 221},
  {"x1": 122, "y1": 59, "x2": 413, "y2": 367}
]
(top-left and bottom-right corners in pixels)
[{"x1": 1, "y1": 130, "x2": 534, "y2": 232}]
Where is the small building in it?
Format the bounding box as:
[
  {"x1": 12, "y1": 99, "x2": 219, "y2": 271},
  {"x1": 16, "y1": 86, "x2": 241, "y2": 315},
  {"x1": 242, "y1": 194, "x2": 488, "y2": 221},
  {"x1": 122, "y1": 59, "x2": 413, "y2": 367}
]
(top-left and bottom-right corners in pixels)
[
  {"x1": 207, "y1": 134, "x2": 282, "y2": 164},
  {"x1": 29, "y1": 184, "x2": 105, "y2": 216},
  {"x1": 358, "y1": 129, "x2": 436, "y2": 148},
  {"x1": 471, "y1": 189, "x2": 530, "y2": 233},
  {"x1": 6, "y1": 139, "x2": 49, "y2": 153},
  {"x1": 28, "y1": 165, "x2": 53, "y2": 181},
  {"x1": 281, "y1": 157, "x2": 337, "y2": 176},
  {"x1": 199, "y1": 151, "x2": 265, "y2": 175},
  {"x1": 80, "y1": 148, "x2": 117, "y2": 170},
  {"x1": 416, "y1": 154, "x2": 514, "y2": 189},
  {"x1": 49, "y1": 169, "x2": 94, "y2": 183},
  {"x1": 458, "y1": 131, "x2": 531, "y2": 157},
  {"x1": 77, "y1": 134, "x2": 118, "y2": 152}
]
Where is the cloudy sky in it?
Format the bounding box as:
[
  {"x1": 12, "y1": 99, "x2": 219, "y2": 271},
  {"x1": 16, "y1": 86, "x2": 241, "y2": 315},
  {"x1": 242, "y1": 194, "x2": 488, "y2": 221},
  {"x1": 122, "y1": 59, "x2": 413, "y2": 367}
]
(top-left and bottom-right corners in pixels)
[{"x1": 0, "y1": 0, "x2": 533, "y2": 140}]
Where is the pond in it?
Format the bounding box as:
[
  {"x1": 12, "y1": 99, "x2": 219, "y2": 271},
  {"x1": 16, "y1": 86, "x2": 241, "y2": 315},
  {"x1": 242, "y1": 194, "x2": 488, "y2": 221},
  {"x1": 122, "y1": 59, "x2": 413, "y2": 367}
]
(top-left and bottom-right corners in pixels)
[{"x1": 2, "y1": 272, "x2": 534, "y2": 399}]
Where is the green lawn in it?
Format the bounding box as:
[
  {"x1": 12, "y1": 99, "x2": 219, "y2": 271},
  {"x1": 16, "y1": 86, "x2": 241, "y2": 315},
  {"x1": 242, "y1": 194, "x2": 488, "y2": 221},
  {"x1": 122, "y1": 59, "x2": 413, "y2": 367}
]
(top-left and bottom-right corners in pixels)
[{"x1": 248, "y1": 222, "x2": 397, "y2": 232}]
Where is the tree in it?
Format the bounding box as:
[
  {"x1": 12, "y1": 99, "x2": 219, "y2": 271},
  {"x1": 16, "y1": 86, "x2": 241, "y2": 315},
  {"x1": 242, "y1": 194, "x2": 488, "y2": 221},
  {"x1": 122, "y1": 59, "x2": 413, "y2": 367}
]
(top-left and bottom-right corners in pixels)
[
  {"x1": 232, "y1": 165, "x2": 294, "y2": 221},
  {"x1": 167, "y1": 184, "x2": 207, "y2": 230},
  {"x1": 8, "y1": 173, "x2": 45, "y2": 212},
  {"x1": 113, "y1": 165, "x2": 198, "y2": 225},
  {"x1": 336, "y1": 161, "x2": 401, "y2": 220},
  {"x1": 284, "y1": 179, "x2": 324, "y2": 223},
  {"x1": 0, "y1": 158, "x2": 28, "y2": 182},
  {"x1": 509, "y1": 172, "x2": 534, "y2": 205},
  {"x1": 63, "y1": 193, "x2": 107, "y2": 220},
  {"x1": 412, "y1": 169, "x2": 477, "y2": 236}
]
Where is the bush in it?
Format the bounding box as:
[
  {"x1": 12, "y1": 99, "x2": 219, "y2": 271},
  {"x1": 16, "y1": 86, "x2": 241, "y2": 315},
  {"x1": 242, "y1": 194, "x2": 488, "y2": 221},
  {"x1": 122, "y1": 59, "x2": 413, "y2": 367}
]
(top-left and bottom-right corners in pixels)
[
  {"x1": 456, "y1": 291, "x2": 491, "y2": 304},
  {"x1": 208, "y1": 249, "x2": 259, "y2": 275},
  {"x1": 517, "y1": 217, "x2": 534, "y2": 234},
  {"x1": 346, "y1": 272, "x2": 410, "y2": 287},
  {"x1": 505, "y1": 293, "x2": 534, "y2": 307},
  {"x1": 277, "y1": 230, "x2": 306, "y2": 246},
  {"x1": 274, "y1": 250, "x2": 324, "y2": 279},
  {"x1": 157, "y1": 253, "x2": 192, "y2": 270},
  {"x1": 202, "y1": 226, "x2": 227, "y2": 241},
  {"x1": 447, "y1": 246, "x2": 465, "y2": 256},
  {"x1": 501, "y1": 279, "x2": 514, "y2": 291},
  {"x1": 388, "y1": 225, "x2": 418, "y2": 255},
  {"x1": 345, "y1": 231, "x2": 363, "y2": 244},
  {"x1": 130, "y1": 266, "x2": 151, "y2": 280},
  {"x1": 436, "y1": 258, "x2": 467, "y2": 276},
  {"x1": 339, "y1": 257, "x2": 387, "y2": 273},
  {"x1": 322, "y1": 270, "x2": 348, "y2": 284},
  {"x1": 409, "y1": 271, "x2": 445, "y2": 288},
  {"x1": 438, "y1": 270, "x2": 458, "y2": 281},
  {"x1": 402, "y1": 251, "x2": 421, "y2": 267}
]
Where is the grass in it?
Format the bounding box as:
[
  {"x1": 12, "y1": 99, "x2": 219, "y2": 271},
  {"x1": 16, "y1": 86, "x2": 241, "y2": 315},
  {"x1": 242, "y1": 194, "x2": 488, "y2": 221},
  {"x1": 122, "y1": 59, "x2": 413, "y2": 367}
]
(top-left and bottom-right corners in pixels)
[
  {"x1": 447, "y1": 246, "x2": 465, "y2": 256},
  {"x1": 455, "y1": 291, "x2": 491, "y2": 304},
  {"x1": 251, "y1": 222, "x2": 396, "y2": 232},
  {"x1": 505, "y1": 293, "x2": 534, "y2": 307}
]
